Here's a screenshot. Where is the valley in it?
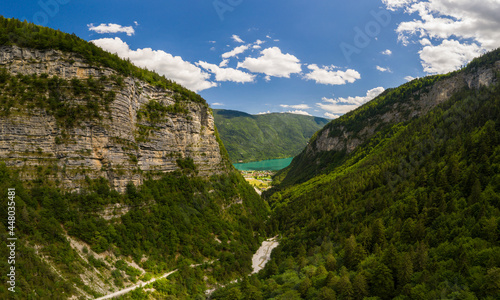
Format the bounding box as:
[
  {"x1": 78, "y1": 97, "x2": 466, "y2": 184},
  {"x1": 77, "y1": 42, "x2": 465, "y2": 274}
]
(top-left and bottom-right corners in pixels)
[{"x1": 0, "y1": 9, "x2": 499, "y2": 300}]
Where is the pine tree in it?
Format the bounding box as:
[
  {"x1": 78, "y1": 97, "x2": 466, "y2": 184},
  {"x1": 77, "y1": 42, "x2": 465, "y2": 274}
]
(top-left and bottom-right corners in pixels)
[
  {"x1": 352, "y1": 272, "x2": 368, "y2": 300},
  {"x1": 370, "y1": 262, "x2": 394, "y2": 300},
  {"x1": 371, "y1": 219, "x2": 386, "y2": 250}
]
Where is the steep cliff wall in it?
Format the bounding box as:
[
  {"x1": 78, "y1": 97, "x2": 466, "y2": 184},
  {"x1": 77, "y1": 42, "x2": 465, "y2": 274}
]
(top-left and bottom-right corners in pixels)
[
  {"x1": 0, "y1": 46, "x2": 226, "y2": 191},
  {"x1": 311, "y1": 62, "x2": 500, "y2": 155}
]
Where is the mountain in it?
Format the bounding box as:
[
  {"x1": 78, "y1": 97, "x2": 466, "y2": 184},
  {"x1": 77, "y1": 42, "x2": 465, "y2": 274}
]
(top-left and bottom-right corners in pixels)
[
  {"x1": 213, "y1": 109, "x2": 329, "y2": 163},
  {"x1": 211, "y1": 49, "x2": 500, "y2": 299},
  {"x1": 274, "y1": 50, "x2": 500, "y2": 188},
  {"x1": 0, "y1": 17, "x2": 269, "y2": 299}
]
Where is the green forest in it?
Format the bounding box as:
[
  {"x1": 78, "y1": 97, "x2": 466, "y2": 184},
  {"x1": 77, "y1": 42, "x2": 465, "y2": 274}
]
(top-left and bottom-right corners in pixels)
[
  {"x1": 213, "y1": 110, "x2": 329, "y2": 163},
  {"x1": 212, "y1": 51, "x2": 500, "y2": 299}
]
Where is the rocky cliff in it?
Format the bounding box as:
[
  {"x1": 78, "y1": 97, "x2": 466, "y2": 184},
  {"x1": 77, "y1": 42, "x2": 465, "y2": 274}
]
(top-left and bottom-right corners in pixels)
[
  {"x1": 311, "y1": 61, "x2": 500, "y2": 155},
  {"x1": 0, "y1": 45, "x2": 226, "y2": 191}
]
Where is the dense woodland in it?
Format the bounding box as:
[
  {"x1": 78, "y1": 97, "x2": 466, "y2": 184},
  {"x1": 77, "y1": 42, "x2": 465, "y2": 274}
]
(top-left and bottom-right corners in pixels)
[
  {"x1": 213, "y1": 110, "x2": 329, "y2": 163},
  {"x1": 274, "y1": 50, "x2": 500, "y2": 188},
  {"x1": 212, "y1": 52, "x2": 500, "y2": 299},
  {"x1": 0, "y1": 165, "x2": 269, "y2": 299}
]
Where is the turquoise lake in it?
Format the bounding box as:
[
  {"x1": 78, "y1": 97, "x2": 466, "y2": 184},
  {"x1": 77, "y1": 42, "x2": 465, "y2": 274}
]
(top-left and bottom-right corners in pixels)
[{"x1": 233, "y1": 157, "x2": 293, "y2": 171}]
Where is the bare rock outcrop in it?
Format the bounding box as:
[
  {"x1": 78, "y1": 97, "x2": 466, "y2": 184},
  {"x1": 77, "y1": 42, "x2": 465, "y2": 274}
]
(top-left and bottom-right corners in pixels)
[{"x1": 0, "y1": 46, "x2": 226, "y2": 191}]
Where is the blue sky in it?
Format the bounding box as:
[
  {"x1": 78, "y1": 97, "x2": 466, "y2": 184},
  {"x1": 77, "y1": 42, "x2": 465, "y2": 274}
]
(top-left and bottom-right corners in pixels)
[{"x1": 2, "y1": 0, "x2": 498, "y2": 118}]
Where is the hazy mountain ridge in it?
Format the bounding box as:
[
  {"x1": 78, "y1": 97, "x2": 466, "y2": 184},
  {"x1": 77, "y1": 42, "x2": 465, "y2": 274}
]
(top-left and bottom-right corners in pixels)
[{"x1": 213, "y1": 109, "x2": 329, "y2": 163}]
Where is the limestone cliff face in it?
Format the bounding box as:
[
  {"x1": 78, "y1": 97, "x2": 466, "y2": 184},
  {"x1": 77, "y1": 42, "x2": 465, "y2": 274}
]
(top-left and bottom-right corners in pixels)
[
  {"x1": 0, "y1": 46, "x2": 226, "y2": 191},
  {"x1": 309, "y1": 61, "x2": 500, "y2": 156}
]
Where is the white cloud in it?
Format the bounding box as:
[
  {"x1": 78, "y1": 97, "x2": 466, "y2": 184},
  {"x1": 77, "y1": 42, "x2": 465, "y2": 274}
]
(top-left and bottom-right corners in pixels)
[
  {"x1": 383, "y1": 0, "x2": 499, "y2": 73},
  {"x1": 419, "y1": 40, "x2": 483, "y2": 74},
  {"x1": 91, "y1": 37, "x2": 216, "y2": 92},
  {"x1": 317, "y1": 87, "x2": 385, "y2": 117},
  {"x1": 211, "y1": 102, "x2": 224, "y2": 106},
  {"x1": 222, "y1": 45, "x2": 249, "y2": 59},
  {"x1": 304, "y1": 64, "x2": 361, "y2": 85},
  {"x1": 253, "y1": 45, "x2": 262, "y2": 49},
  {"x1": 219, "y1": 59, "x2": 229, "y2": 67},
  {"x1": 197, "y1": 61, "x2": 256, "y2": 83},
  {"x1": 324, "y1": 112, "x2": 340, "y2": 119},
  {"x1": 238, "y1": 47, "x2": 302, "y2": 78},
  {"x1": 404, "y1": 75, "x2": 416, "y2": 81},
  {"x1": 382, "y1": 49, "x2": 393, "y2": 55},
  {"x1": 257, "y1": 111, "x2": 271, "y2": 115},
  {"x1": 209, "y1": 41, "x2": 216, "y2": 44},
  {"x1": 280, "y1": 104, "x2": 311, "y2": 110},
  {"x1": 255, "y1": 39, "x2": 265, "y2": 45},
  {"x1": 283, "y1": 110, "x2": 312, "y2": 116},
  {"x1": 88, "y1": 23, "x2": 135, "y2": 36},
  {"x1": 232, "y1": 35, "x2": 245, "y2": 43},
  {"x1": 376, "y1": 66, "x2": 392, "y2": 73},
  {"x1": 382, "y1": 0, "x2": 417, "y2": 11},
  {"x1": 134, "y1": 21, "x2": 139, "y2": 26}
]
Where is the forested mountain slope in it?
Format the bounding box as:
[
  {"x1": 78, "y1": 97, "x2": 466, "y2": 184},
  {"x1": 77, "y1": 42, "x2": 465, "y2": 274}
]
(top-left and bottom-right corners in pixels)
[
  {"x1": 0, "y1": 17, "x2": 269, "y2": 299},
  {"x1": 213, "y1": 110, "x2": 329, "y2": 163},
  {"x1": 273, "y1": 51, "x2": 500, "y2": 188},
  {"x1": 212, "y1": 49, "x2": 500, "y2": 299}
]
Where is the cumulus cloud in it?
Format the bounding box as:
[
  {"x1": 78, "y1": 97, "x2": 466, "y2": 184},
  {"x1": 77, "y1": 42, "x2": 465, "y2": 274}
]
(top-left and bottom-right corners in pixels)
[
  {"x1": 222, "y1": 45, "x2": 249, "y2": 59},
  {"x1": 257, "y1": 111, "x2": 271, "y2": 115},
  {"x1": 283, "y1": 110, "x2": 312, "y2": 116},
  {"x1": 383, "y1": 0, "x2": 498, "y2": 73},
  {"x1": 211, "y1": 102, "x2": 224, "y2": 106},
  {"x1": 382, "y1": 49, "x2": 393, "y2": 55},
  {"x1": 280, "y1": 104, "x2": 311, "y2": 110},
  {"x1": 197, "y1": 61, "x2": 256, "y2": 83},
  {"x1": 317, "y1": 87, "x2": 385, "y2": 118},
  {"x1": 405, "y1": 75, "x2": 416, "y2": 81},
  {"x1": 219, "y1": 59, "x2": 229, "y2": 67},
  {"x1": 419, "y1": 40, "x2": 483, "y2": 74},
  {"x1": 232, "y1": 35, "x2": 245, "y2": 43},
  {"x1": 91, "y1": 37, "x2": 216, "y2": 92},
  {"x1": 88, "y1": 23, "x2": 135, "y2": 36},
  {"x1": 324, "y1": 112, "x2": 339, "y2": 119},
  {"x1": 376, "y1": 66, "x2": 392, "y2": 73},
  {"x1": 304, "y1": 64, "x2": 361, "y2": 85},
  {"x1": 238, "y1": 47, "x2": 302, "y2": 79}
]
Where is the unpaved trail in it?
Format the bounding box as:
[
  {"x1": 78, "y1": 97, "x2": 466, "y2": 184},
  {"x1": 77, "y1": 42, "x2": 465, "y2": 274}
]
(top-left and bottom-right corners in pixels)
[
  {"x1": 94, "y1": 269, "x2": 177, "y2": 300},
  {"x1": 94, "y1": 261, "x2": 213, "y2": 299}
]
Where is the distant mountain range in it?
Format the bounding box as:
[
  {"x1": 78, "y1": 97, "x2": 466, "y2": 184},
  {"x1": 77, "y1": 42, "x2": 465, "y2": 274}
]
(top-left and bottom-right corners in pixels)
[{"x1": 213, "y1": 109, "x2": 329, "y2": 163}]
